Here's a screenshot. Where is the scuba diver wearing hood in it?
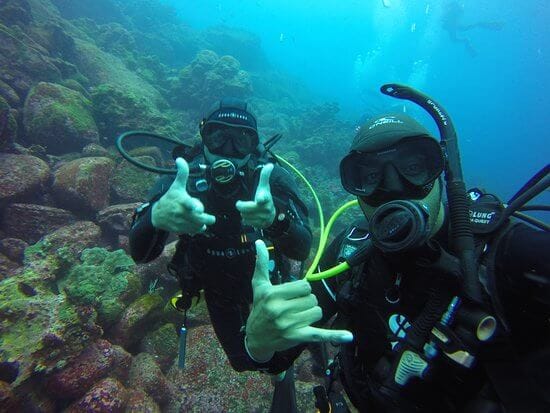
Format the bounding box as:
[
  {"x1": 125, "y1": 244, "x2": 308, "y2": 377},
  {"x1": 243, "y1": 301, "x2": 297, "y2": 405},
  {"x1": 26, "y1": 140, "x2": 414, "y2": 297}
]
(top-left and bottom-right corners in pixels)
[
  {"x1": 244, "y1": 99, "x2": 549, "y2": 412},
  {"x1": 129, "y1": 98, "x2": 312, "y2": 381}
]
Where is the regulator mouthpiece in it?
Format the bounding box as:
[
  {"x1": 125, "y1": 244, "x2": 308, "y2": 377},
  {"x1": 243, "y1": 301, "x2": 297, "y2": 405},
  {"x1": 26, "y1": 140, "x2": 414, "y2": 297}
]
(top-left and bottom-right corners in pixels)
[{"x1": 370, "y1": 200, "x2": 430, "y2": 253}]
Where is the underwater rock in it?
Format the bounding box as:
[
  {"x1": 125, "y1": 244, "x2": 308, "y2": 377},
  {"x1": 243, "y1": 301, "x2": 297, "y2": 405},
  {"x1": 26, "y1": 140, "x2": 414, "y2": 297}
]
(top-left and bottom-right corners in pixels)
[
  {"x1": 52, "y1": 156, "x2": 115, "y2": 214},
  {"x1": 0, "y1": 82, "x2": 20, "y2": 109},
  {"x1": 23, "y1": 82, "x2": 99, "y2": 155},
  {"x1": 188, "y1": 49, "x2": 219, "y2": 76},
  {"x1": 0, "y1": 0, "x2": 32, "y2": 27},
  {"x1": 97, "y1": 202, "x2": 140, "y2": 237},
  {"x1": 0, "y1": 154, "x2": 50, "y2": 206},
  {"x1": 45, "y1": 339, "x2": 122, "y2": 400},
  {"x1": 127, "y1": 146, "x2": 165, "y2": 167},
  {"x1": 0, "y1": 252, "x2": 20, "y2": 280},
  {"x1": 81, "y1": 142, "x2": 110, "y2": 158},
  {"x1": 72, "y1": 37, "x2": 175, "y2": 130},
  {"x1": 174, "y1": 49, "x2": 253, "y2": 110},
  {"x1": 58, "y1": 247, "x2": 140, "y2": 327},
  {"x1": 0, "y1": 204, "x2": 75, "y2": 244},
  {"x1": 139, "y1": 323, "x2": 178, "y2": 373},
  {"x1": 96, "y1": 22, "x2": 137, "y2": 60},
  {"x1": 214, "y1": 54, "x2": 241, "y2": 78},
  {"x1": 60, "y1": 79, "x2": 90, "y2": 99},
  {"x1": 0, "y1": 274, "x2": 98, "y2": 387},
  {"x1": 0, "y1": 238, "x2": 28, "y2": 263},
  {"x1": 127, "y1": 352, "x2": 173, "y2": 406},
  {"x1": 89, "y1": 82, "x2": 178, "y2": 143},
  {"x1": 166, "y1": 324, "x2": 272, "y2": 412},
  {"x1": 0, "y1": 380, "x2": 18, "y2": 411},
  {"x1": 48, "y1": 25, "x2": 78, "y2": 62},
  {"x1": 111, "y1": 155, "x2": 158, "y2": 203},
  {"x1": 124, "y1": 389, "x2": 161, "y2": 413},
  {"x1": 118, "y1": 235, "x2": 130, "y2": 254},
  {"x1": 0, "y1": 19, "x2": 63, "y2": 99},
  {"x1": 9, "y1": 382, "x2": 57, "y2": 413},
  {"x1": 22, "y1": 221, "x2": 102, "y2": 282},
  {"x1": 134, "y1": 240, "x2": 178, "y2": 295},
  {"x1": 65, "y1": 377, "x2": 128, "y2": 413},
  {"x1": 109, "y1": 293, "x2": 164, "y2": 348},
  {"x1": 110, "y1": 344, "x2": 133, "y2": 384}
]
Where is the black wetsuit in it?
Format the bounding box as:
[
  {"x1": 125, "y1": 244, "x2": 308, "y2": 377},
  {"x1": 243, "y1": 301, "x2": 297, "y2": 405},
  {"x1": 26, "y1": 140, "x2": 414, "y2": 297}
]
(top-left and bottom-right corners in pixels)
[
  {"x1": 129, "y1": 154, "x2": 312, "y2": 372},
  {"x1": 264, "y1": 213, "x2": 550, "y2": 411}
]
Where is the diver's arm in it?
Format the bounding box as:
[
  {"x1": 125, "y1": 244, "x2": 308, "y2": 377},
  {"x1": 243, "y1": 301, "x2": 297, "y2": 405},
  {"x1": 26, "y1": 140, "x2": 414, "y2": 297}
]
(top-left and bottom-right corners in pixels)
[
  {"x1": 265, "y1": 166, "x2": 312, "y2": 260},
  {"x1": 128, "y1": 175, "x2": 174, "y2": 263},
  {"x1": 244, "y1": 240, "x2": 353, "y2": 371},
  {"x1": 253, "y1": 233, "x2": 353, "y2": 373},
  {"x1": 495, "y1": 223, "x2": 550, "y2": 307}
]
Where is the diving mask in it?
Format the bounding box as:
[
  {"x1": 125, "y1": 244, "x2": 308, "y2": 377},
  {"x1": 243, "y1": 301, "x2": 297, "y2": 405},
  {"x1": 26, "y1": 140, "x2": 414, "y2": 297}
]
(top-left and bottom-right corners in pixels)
[
  {"x1": 340, "y1": 136, "x2": 444, "y2": 203},
  {"x1": 201, "y1": 124, "x2": 259, "y2": 158}
]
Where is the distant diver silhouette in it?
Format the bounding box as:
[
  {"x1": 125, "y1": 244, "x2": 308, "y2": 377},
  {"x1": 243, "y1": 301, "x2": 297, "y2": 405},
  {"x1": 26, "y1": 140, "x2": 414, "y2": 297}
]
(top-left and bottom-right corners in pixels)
[{"x1": 441, "y1": 1, "x2": 504, "y2": 57}]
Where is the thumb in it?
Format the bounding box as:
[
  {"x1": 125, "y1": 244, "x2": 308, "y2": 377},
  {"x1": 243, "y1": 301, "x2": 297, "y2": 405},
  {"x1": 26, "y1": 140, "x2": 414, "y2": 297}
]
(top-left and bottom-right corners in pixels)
[
  {"x1": 255, "y1": 163, "x2": 273, "y2": 204},
  {"x1": 251, "y1": 240, "x2": 272, "y2": 299},
  {"x1": 172, "y1": 157, "x2": 189, "y2": 190}
]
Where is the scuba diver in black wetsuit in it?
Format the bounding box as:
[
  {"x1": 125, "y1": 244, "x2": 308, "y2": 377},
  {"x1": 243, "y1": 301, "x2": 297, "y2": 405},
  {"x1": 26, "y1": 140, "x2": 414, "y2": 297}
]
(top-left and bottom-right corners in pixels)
[
  {"x1": 441, "y1": 1, "x2": 505, "y2": 57},
  {"x1": 245, "y1": 85, "x2": 550, "y2": 412},
  {"x1": 126, "y1": 98, "x2": 312, "y2": 412}
]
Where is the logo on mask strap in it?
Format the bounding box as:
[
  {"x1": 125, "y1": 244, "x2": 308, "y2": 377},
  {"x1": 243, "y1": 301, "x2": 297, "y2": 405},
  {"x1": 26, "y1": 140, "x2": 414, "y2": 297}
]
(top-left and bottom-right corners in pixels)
[{"x1": 217, "y1": 111, "x2": 249, "y2": 121}]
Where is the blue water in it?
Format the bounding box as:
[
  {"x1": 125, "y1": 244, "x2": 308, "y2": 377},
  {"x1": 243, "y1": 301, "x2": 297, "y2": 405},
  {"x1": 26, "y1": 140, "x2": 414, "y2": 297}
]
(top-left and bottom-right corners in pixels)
[{"x1": 171, "y1": 0, "x2": 548, "y2": 203}]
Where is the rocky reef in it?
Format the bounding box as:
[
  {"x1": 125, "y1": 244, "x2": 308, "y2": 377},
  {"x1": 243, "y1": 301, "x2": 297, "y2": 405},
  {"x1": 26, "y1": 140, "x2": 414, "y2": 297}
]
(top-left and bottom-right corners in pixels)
[{"x1": 0, "y1": 0, "x2": 355, "y2": 411}]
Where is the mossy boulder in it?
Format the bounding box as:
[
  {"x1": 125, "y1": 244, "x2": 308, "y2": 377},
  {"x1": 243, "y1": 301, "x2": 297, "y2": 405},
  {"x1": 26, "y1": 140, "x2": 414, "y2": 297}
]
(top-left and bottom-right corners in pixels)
[
  {"x1": 0, "y1": 97, "x2": 18, "y2": 150},
  {"x1": 109, "y1": 293, "x2": 164, "y2": 348},
  {"x1": 174, "y1": 50, "x2": 253, "y2": 110},
  {"x1": 111, "y1": 155, "x2": 158, "y2": 202},
  {"x1": 52, "y1": 156, "x2": 115, "y2": 214},
  {"x1": 0, "y1": 154, "x2": 51, "y2": 207},
  {"x1": 22, "y1": 221, "x2": 102, "y2": 283},
  {"x1": 0, "y1": 204, "x2": 76, "y2": 245},
  {"x1": 139, "y1": 323, "x2": 178, "y2": 372},
  {"x1": 0, "y1": 79, "x2": 20, "y2": 107},
  {"x1": 72, "y1": 38, "x2": 152, "y2": 97},
  {"x1": 45, "y1": 339, "x2": 131, "y2": 401},
  {"x1": 65, "y1": 377, "x2": 128, "y2": 412},
  {"x1": 0, "y1": 24, "x2": 61, "y2": 97},
  {"x1": 90, "y1": 83, "x2": 180, "y2": 141},
  {"x1": 23, "y1": 82, "x2": 99, "y2": 154},
  {"x1": 0, "y1": 272, "x2": 99, "y2": 387},
  {"x1": 58, "y1": 247, "x2": 141, "y2": 327},
  {"x1": 127, "y1": 353, "x2": 173, "y2": 406}
]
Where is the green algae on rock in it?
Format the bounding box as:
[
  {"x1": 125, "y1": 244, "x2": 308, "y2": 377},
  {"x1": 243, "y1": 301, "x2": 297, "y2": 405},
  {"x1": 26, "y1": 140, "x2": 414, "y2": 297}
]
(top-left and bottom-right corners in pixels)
[
  {"x1": 58, "y1": 247, "x2": 140, "y2": 327},
  {"x1": 23, "y1": 81, "x2": 99, "y2": 154}
]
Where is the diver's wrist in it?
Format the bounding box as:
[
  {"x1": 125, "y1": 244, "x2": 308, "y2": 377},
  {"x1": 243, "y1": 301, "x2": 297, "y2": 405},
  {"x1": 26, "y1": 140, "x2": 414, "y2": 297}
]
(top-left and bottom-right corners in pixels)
[
  {"x1": 244, "y1": 335, "x2": 274, "y2": 363},
  {"x1": 265, "y1": 209, "x2": 290, "y2": 237}
]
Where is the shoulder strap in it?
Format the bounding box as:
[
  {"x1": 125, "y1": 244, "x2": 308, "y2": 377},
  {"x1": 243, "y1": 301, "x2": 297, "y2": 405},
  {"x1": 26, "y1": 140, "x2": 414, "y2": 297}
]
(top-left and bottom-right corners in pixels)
[{"x1": 484, "y1": 222, "x2": 522, "y2": 332}]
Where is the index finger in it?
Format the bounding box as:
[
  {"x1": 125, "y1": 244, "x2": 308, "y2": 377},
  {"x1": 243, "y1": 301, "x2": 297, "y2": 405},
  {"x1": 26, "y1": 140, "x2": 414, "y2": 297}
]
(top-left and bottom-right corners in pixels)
[{"x1": 299, "y1": 326, "x2": 354, "y2": 344}]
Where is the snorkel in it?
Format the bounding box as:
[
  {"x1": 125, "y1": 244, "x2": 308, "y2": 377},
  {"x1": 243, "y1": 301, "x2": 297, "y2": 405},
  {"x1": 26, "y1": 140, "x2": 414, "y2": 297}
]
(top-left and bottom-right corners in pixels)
[{"x1": 380, "y1": 83, "x2": 483, "y2": 304}]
